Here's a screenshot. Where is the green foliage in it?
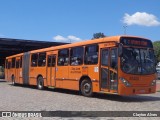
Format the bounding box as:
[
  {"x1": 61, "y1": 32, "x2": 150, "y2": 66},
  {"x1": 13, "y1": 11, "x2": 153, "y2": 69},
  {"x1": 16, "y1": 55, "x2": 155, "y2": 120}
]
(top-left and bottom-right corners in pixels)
[
  {"x1": 92, "y1": 32, "x2": 106, "y2": 39},
  {"x1": 153, "y1": 41, "x2": 160, "y2": 62}
]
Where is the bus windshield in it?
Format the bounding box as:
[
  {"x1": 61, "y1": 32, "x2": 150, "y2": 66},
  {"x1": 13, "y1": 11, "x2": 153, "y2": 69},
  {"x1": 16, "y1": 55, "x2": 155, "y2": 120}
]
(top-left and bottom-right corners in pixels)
[{"x1": 121, "y1": 47, "x2": 156, "y2": 75}]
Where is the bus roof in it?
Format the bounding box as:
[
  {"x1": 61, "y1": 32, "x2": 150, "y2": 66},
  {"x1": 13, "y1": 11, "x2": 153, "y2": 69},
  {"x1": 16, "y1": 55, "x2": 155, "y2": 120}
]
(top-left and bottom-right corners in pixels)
[{"x1": 6, "y1": 35, "x2": 150, "y2": 59}]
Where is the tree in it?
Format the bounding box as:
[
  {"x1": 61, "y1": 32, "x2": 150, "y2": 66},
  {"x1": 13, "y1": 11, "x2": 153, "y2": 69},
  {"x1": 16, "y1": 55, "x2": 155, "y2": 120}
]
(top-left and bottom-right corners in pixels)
[
  {"x1": 153, "y1": 41, "x2": 160, "y2": 62},
  {"x1": 92, "y1": 32, "x2": 106, "y2": 39}
]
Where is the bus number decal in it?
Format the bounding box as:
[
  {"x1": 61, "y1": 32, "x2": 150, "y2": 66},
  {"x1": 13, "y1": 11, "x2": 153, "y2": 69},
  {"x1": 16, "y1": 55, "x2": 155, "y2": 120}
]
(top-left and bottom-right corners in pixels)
[{"x1": 71, "y1": 67, "x2": 81, "y2": 74}]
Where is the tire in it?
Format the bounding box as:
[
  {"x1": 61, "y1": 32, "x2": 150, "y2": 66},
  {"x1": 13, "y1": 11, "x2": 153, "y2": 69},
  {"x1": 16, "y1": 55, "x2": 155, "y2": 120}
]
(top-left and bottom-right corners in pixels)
[
  {"x1": 37, "y1": 76, "x2": 44, "y2": 90},
  {"x1": 11, "y1": 75, "x2": 16, "y2": 86},
  {"x1": 80, "y1": 79, "x2": 93, "y2": 97}
]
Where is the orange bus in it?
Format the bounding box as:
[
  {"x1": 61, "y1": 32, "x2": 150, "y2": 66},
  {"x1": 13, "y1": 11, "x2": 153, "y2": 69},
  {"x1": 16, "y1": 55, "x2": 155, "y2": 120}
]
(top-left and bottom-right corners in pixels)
[{"x1": 5, "y1": 36, "x2": 157, "y2": 96}]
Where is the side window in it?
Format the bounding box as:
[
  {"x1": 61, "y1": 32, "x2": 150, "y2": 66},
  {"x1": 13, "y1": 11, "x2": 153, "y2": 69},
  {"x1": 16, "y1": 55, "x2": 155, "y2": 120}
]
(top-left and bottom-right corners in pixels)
[
  {"x1": 8, "y1": 61, "x2": 11, "y2": 69},
  {"x1": 20, "y1": 56, "x2": 22, "y2": 68},
  {"x1": 110, "y1": 48, "x2": 118, "y2": 70},
  {"x1": 48, "y1": 56, "x2": 52, "y2": 67},
  {"x1": 101, "y1": 49, "x2": 109, "y2": 66},
  {"x1": 5, "y1": 60, "x2": 8, "y2": 69},
  {"x1": 47, "y1": 55, "x2": 56, "y2": 67},
  {"x1": 70, "y1": 47, "x2": 84, "y2": 65},
  {"x1": 31, "y1": 53, "x2": 38, "y2": 67},
  {"x1": 85, "y1": 44, "x2": 99, "y2": 65},
  {"x1": 38, "y1": 52, "x2": 46, "y2": 67},
  {"x1": 16, "y1": 59, "x2": 20, "y2": 68},
  {"x1": 58, "y1": 49, "x2": 69, "y2": 66},
  {"x1": 11, "y1": 58, "x2": 16, "y2": 68}
]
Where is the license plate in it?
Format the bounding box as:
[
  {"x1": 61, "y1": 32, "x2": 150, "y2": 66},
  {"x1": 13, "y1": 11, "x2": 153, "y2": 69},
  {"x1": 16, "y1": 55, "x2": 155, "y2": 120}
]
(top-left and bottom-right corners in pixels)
[{"x1": 139, "y1": 90, "x2": 145, "y2": 93}]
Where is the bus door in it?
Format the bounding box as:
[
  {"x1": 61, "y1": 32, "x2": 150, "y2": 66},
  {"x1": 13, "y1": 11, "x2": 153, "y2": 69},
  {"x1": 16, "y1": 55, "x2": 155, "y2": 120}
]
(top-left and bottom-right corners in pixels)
[
  {"x1": 15, "y1": 57, "x2": 20, "y2": 83},
  {"x1": 100, "y1": 47, "x2": 118, "y2": 93},
  {"x1": 47, "y1": 54, "x2": 56, "y2": 87}
]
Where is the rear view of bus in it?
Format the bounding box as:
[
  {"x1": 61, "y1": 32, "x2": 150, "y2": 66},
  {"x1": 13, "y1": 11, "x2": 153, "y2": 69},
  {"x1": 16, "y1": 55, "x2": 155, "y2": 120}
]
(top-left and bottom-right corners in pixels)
[{"x1": 118, "y1": 37, "x2": 156, "y2": 95}]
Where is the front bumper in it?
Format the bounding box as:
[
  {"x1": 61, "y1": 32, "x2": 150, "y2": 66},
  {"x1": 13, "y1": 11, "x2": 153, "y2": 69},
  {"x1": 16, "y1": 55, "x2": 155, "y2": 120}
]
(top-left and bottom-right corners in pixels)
[{"x1": 118, "y1": 85, "x2": 156, "y2": 95}]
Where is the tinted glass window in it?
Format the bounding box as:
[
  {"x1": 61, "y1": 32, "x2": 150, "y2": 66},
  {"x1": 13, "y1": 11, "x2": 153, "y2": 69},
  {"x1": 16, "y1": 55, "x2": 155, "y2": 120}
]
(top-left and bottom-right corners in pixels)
[
  {"x1": 31, "y1": 54, "x2": 38, "y2": 67},
  {"x1": 16, "y1": 60, "x2": 20, "y2": 68},
  {"x1": 48, "y1": 55, "x2": 56, "y2": 67},
  {"x1": 121, "y1": 47, "x2": 156, "y2": 74},
  {"x1": 20, "y1": 57, "x2": 22, "y2": 68},
  {"x1": 110, "y1": 48, "x2": 118, "y2": 70},
  {"x1": 38, "y1": 52, "x2": 46, "y2": 67},
  {"x1": 8, "y1": 62, "x2": 11, "y2": 69},
  {"x1": 101, "y1": 49, "x2": 109, "y2": 66},
  {"x1": 11, "y1": 58, "x2": 16, "y2": 68},
  {"x1": 5, "y1": 60, "x2": 8, "y2": 69},
  {"x1": 58, "y1": 49, "x2": 69, "y2": 66},
  {"x1": 70, "y1": 47, "x2": 84, "y2": 65},
  {"x1": 85, "y1": 45, "x2": 98, "y2": 65},
  {"x1": 140, "y1": 49, "x2": 156, "y2": 74},
  {"x1": 48, "y1": 56, "x2": 52, "y2": 67}
]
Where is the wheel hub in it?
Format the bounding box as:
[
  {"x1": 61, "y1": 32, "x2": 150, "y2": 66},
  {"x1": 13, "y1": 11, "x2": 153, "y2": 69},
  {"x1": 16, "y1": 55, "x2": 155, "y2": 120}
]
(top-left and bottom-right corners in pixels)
[{"x1": 84, "y1": 83, "x2": 91, "y2": 93}]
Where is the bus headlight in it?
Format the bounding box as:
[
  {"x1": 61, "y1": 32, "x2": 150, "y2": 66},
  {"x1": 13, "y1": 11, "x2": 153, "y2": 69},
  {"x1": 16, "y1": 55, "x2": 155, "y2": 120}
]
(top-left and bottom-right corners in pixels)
[
  {"x1": 151, "y1": 80, "x2": 156, "y2": 86},
  {"x1": 120, "y1": 77, "x2": 131, "y2": 87}
]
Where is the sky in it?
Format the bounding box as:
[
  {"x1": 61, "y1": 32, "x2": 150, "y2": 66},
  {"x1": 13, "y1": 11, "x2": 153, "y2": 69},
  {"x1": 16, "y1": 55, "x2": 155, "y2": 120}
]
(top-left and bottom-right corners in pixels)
[{"x1": 0, "y1": 0, "x2": 160, "y2": 43}]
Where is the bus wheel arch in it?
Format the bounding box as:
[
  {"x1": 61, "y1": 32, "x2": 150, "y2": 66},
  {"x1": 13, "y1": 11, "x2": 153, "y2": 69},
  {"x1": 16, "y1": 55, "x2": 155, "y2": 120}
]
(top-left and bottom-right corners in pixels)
[
  {"x1": 37, "y1": 75, "x2": 44, "y2": 90},
  {"x1": 79, "y1": 76, "x2": 93, "y2": 97}
]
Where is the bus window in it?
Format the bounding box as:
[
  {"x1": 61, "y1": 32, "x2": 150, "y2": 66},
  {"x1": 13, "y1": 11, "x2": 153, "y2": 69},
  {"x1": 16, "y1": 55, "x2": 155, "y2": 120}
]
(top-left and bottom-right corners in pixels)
[
  {"x1": 8, "y1": 62, "x2": 11, "y2": 69},
  {"x1": 121, "y1": 47, "x2": 156, "y2": 74},
  {"x1": 11, "y1": 58, "x2": 16, "y2": 68},
  {"x1": 140, "y1": 49, "x2": 156, "y2": 74},
  {"x1": 110, "y1": 48, "x2": 118, "y2": 70},
  {"x1": 58, "y1": 49, "x2": 69, "y2": 66},
  {"x1": 101, "y1": 49, "x2": 109, "y2": 66},
  {"x1": 48, "y1": 56, "x2": 52, "y2": 67},
  {"x1": 16, "y1": 60, "x2": 20, "y2": 68},
  {"x1": 85, "y1": 44, "x2": 98, "y2": 65},
  {"x1": 70, "y1": 47, "x2": 84, "y2": 65},
  {"x1": 48, "y1": 55, "x2": 56, "y2": 67},
  {"x1": 5, "y1": 60, "x2": 8, "y2": 69},
  {"x1": 20, "y1": 57, "x2": 22, "y2": 68},
  {"x1": 31, "y1": 53, "x2": 38, "y2": 67},
  {"x1": 38, "y1": 52, "x2": 46, "y2": 67}
]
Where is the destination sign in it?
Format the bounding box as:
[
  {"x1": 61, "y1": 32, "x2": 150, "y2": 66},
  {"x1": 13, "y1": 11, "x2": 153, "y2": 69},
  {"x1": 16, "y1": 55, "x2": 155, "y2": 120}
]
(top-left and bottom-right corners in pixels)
[{"x1": 120, "y1": 37, "x2": 153, "y2": 48}]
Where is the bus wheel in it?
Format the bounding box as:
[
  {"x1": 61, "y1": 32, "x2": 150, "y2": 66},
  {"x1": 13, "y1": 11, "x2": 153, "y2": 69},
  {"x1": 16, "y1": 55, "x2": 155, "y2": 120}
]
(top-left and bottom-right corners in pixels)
[
  {"x1": 80, "y1": 79, "x2": 93, "y2": 97},
  {"x1": 11, "y1": 75, "x2": 16, "y2": 86},
  {"x1": 37, "y1": 76, "x2": 44, "y2": 90}
]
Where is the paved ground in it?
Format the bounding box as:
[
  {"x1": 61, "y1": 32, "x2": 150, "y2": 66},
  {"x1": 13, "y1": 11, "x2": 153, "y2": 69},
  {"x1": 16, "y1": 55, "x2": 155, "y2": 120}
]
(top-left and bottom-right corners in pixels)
[{"x1": 0, "y1": 80, "x2": 160, "y2": 120}]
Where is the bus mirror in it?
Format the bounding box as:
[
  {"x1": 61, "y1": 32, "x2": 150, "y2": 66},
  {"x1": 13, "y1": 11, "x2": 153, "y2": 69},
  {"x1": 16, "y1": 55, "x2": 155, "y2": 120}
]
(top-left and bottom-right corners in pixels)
[{"x1": 118, "y1": 43, "x2": 123, "y2": 57}]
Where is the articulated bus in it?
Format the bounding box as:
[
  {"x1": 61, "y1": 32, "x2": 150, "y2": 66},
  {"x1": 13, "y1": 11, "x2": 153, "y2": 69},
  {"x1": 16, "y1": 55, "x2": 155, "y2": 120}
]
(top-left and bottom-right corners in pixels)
[{"x1": 5, "y1": 36, "x2": 157, "y2": 96}]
